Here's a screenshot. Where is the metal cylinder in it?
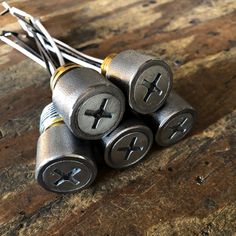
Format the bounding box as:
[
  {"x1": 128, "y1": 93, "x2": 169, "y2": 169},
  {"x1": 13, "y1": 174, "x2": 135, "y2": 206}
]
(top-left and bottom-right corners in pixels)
[
  {"x1": 101, "y1": 50, "x2": 173, "y2": 114},
  {"x1": 36, "y1": 103, "x2": 97, "y2": 193},
  {"x1": 102, "y1": 118, "x2": 153, "y2": 169},
  {"x1": 150, "y1": 92, "x2": 197, "y2": 146},
  {"x1": 51, "y1": 64, "x2": 125, "y2": 140}
]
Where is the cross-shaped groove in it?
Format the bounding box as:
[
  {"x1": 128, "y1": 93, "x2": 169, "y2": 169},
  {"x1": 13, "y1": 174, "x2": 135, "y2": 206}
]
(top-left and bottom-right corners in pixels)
[
  {"x1": 168, "y1": 117, "x2": 189, "y2": 140},
  {"x1": 53, "y1": 168, "x2": 81, "y2": 186},
  {"x1": 142, "y1": 73, "x2": 163, "y2": 102},
  {"x1": 84, "y1": 98, "x2": 112, "y2": 129},
  {"x1": 117, "y1": 137, "x2": 144, "y2": 161}
]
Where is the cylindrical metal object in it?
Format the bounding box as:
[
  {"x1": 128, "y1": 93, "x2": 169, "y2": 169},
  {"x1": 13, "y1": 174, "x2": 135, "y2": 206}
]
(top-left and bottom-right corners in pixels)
[
  {"x1": 101, "y1": 50, "x2": 173, "y2": 114},
  {"x1": 102, "y1": 118, "x2": 153, "y2": 169},
  {"x1": 36, "y1": 103, "x2": 97, "y2": 193},
  {"x1": 150, "y1": 92, "x2": 197, "y2": 146},
  {"x1": 51, "y1": 64, "x2": 125, "y2": 140}
]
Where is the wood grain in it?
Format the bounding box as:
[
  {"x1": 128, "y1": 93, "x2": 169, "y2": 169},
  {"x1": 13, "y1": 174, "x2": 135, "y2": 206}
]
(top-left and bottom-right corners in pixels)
[{"x1": 0, "y1": 0, "x2": 235, "y2": 235}]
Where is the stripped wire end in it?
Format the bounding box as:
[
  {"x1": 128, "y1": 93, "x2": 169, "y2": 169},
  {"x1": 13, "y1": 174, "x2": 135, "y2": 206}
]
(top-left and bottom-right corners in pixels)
[
  {"x1": 0, "y1": 30, "x2": 18, "y2": 37},
  {"x1": 1, "y1": 1, "x2": 10, "y2": 16},
  {"x1": 0, "y1": 30, "x2": 47, "y2": 69},
  {"x1": 0, "y1": 8, "x2": 9, "y2": 16}
]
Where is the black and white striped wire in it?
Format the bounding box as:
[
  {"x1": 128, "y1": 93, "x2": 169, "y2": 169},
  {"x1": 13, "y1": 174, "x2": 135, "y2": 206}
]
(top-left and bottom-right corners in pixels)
[{"x1": 0, "y1": 2, "x2": 103, "y2": 73}]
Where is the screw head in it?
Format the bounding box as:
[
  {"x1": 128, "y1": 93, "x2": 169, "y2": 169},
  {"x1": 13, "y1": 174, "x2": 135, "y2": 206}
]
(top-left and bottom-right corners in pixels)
[
  {"x1": 77, "y1": 93, "x2": 123, "y2": 138},
  {"x1": 39, "y1": 158, "x2": 96, "y2": 193},
  {"x1": 132, "y1": 61, "x2": 172, "y2": 114},
  {"x1": 104, "y1": 125, "x2": 153, "y2": 169},
  {"x1": 52, "y1": 67, "x2": 125, "y2": 140},
  {"x1": 157, "y1": 112, "x2": 194, "y2": 146}
]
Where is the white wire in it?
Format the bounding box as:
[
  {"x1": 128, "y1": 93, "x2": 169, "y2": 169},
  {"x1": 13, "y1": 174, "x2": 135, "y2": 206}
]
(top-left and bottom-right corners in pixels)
[
  {"x1": 53, "y1": 38, "x2": 103, "y2": 64},
  {"x1": 2, "y1": 2, "x2": 31, "y2": 18},
  {"x1": 37, "y1": 33, "x2": 103, "y2": 67},
  {"x1": 2, "y1": 2, "x2": 103, "y2": 65},
  {"x1": 33, "y1": 19, "x2": 65, "y2": 66},
  {"x1": 36, "y1": 32, "x2": 57, "y2": 72},
  {"x1": 2, "y1": 2, "x2": 31, "y2": 35},
  {"x1": 2, "y1": 2, "x2": 65, "y2": 67},
  {"x1": 45, "y1": 43, "x2": 101, "y2": 73},
  {"x1": 34, "y1": 34, "x2": 56, "y2": 74},
  {"x1": 33, "y1": 31, "x2": 101, "y2": 71},
  {"x1": 48, "y1": 62, "x2": 55, "y2": 74},
  {"x1": 3, "y1": 2, "x2": 34, "y2": 37},
  {"x1": 18, "y1": 18, "x2": 34, "y2": 37},
  {"x1": 0, "y1": 35, "x2": 47, "y2": 69}
]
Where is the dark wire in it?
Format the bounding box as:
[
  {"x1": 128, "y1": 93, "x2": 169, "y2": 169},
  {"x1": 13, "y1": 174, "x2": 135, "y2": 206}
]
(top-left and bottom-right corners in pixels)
[
  {"x1": 14, "y1": 14, "x2": 58, "y2": 73},
  {"x1": 1, "y1": 30, "x2": 48, "y2": 70},
  {"x1": 31, "y1": 30, "x2": 55, "y2": 75},
  {"x1": 5, "y1": 31, "x2": 41, "y2": 59},
  {"x1": 29, "y1": 19, "x2": 59, "y2": 70},
  {"x1": 14, "y1": 12, "x2": 102, "y2": 68}
]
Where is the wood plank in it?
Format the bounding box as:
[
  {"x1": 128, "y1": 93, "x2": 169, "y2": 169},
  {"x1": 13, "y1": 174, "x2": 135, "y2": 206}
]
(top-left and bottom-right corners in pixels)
[{"x1": 0, "y1": 0, "x2": 235, "y2": 235}]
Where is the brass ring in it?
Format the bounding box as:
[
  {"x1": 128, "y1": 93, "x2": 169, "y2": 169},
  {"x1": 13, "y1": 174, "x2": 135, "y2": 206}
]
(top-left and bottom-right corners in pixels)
[
  {"x1": 50, "y1": 64, "x2": 80, "y2": 90},
  {"x1": 101, "y1": 53, "x2": 116, "y2": 76},
  {"x1": 44, "y1": 118, "x2": 64, "y2": 132}
]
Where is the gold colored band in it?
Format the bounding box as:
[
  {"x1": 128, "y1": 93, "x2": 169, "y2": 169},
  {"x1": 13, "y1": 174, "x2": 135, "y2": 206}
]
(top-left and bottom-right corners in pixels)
[
  {"x1": 101, "y1": 53, "x2": 116, "y2": 76},
  {"x1": 45, "y1": 118, "x2": 64, "y2": 132},
  {"x1": 50, "y1": 63, "x2": 80, "y2": 90}
]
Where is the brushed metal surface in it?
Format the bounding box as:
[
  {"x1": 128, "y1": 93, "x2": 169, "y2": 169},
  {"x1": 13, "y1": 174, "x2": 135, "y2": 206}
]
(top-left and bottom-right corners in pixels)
[
  {"x1": 36, "y1": 124, "x2": 97, "y2": 193},
  {"x1": 102, "y1": 118, "x2": 153, "y2": 169},
  {"x1": 150, "y1": 91, "x2": 197, "y2": 146},
  {"x1": 105, "y1": 50, "x2": 173, "y2": 114},
  {"x1": 52, "y1": 67, "x2": 125, "y2": 140}
]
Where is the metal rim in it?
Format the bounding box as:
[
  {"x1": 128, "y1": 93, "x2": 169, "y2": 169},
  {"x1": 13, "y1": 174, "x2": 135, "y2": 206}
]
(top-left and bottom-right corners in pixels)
[
  {"x1": 104, "y1": 124, "x2": 153, "y2": 169},
  {"x1": 155, "y1": 108, "x2": 197, "y2": 146},
  {"x1": 129, "y1": 59, "x2": 173, "y2": 114},
  {"x1": 36, "y1": 155, "x2": 97, "y2": 193},
  {"x1": 70, "y1": 84, "x2": 125, "y2": 140}
]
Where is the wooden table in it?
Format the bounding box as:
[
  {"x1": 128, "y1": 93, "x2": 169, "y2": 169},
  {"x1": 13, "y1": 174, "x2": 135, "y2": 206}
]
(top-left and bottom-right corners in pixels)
[{"x1": 0, "y1": 0, "x2": 235, "y2": 235}]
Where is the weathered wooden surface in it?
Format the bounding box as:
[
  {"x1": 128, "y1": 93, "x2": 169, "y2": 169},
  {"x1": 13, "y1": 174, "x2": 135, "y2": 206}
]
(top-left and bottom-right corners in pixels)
[{"x1": 0, "y1": 0, "x2": 236, "y2": 235}]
